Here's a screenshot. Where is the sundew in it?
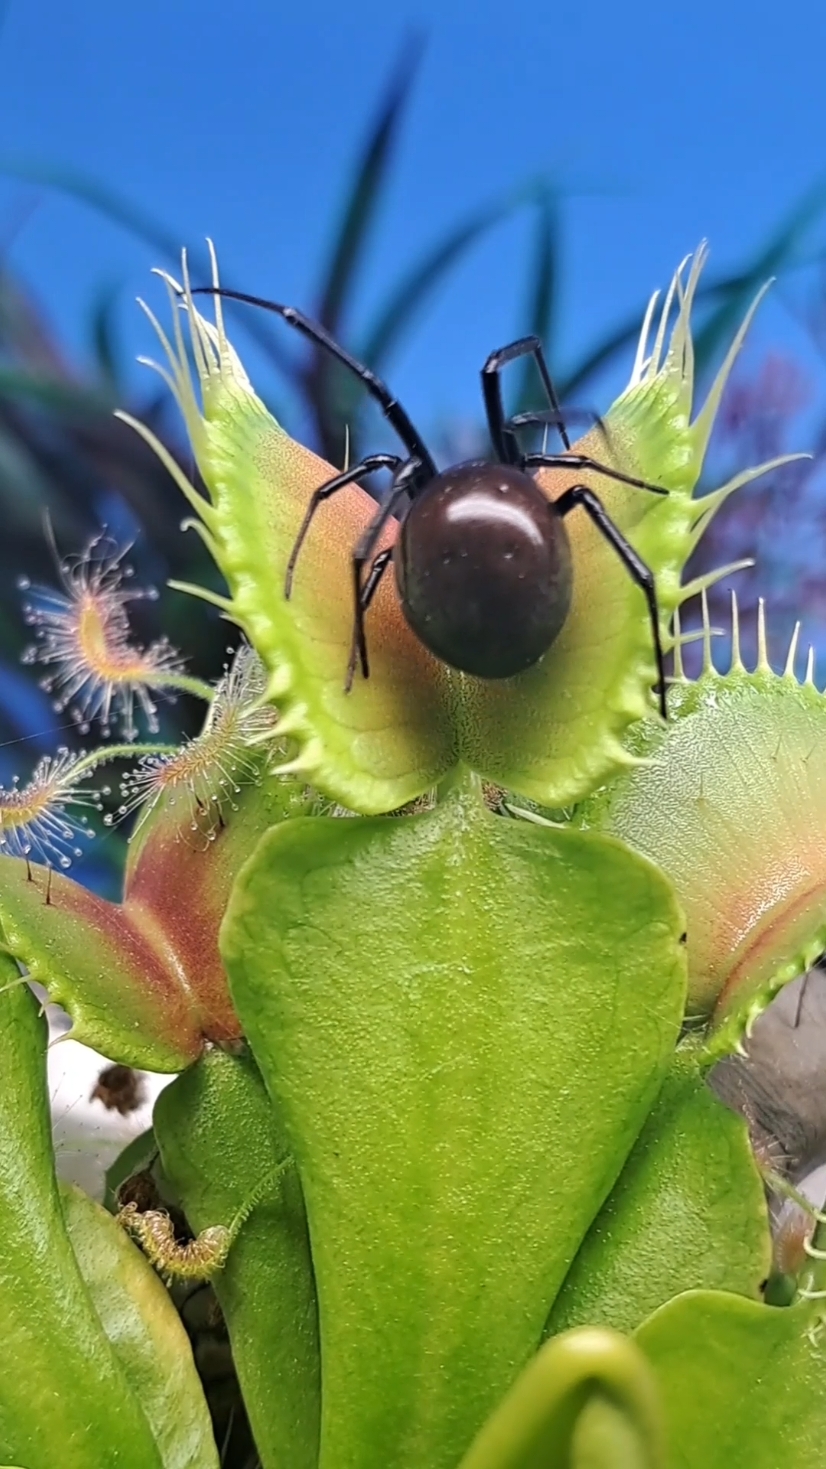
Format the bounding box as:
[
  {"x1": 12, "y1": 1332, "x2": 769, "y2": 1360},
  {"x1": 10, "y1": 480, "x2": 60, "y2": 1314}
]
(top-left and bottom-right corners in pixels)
[
  {"x1": 0, "y1": 749, "x2": 101, "y2": 869},
  {"x1": 20, "y1": 533, "x2": 203, "y2": 741},
  {"x1": 116, "y1": 642, "x2": 281, "y2": 840}
]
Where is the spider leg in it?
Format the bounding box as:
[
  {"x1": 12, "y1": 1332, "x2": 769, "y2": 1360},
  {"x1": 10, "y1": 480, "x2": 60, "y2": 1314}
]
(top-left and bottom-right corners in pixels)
[
  {"x1": 345, "y1": 549, "x2": 394, "y2": 691},
  {"x1": 555, "y1": 484, "x2": 667, "y2": 720},
  {"x1": 285, "y1": 453, "x2": 403, "y2": 598},
  {"x1": 192, "y1": 287, "x2": 437, "y2": 478},
  {"x1": 346, "y1": 457, "x2": 423, "y2": 690},
  {"x1": 481, "y1": 334, "x2": 569, "y2": 464},
  {"x1": 524, "y1": 451, "x2": 667, "y2": 498},
  {"x1": 508, "y1": 407, "x2": 607, "y2": 437}
]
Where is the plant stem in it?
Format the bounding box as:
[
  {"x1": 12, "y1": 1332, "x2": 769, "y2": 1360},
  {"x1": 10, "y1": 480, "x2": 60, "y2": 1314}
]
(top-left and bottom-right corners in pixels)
[{"x1": 147, "y1": 671, "x2": 215, "y2": 702}]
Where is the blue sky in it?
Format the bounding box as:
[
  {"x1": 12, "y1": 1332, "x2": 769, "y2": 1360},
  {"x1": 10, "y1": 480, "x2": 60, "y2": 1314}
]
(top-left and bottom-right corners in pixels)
[{"x1": 0, "y1": 0, "x2": 825, "y2": 435}]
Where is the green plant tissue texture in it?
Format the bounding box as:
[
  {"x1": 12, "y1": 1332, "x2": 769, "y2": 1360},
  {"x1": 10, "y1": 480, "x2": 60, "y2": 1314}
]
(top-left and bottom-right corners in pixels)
[
  {"x1": 220, "y1": 774, "x2": 687, "y2": 1469},
  {"x1": 0, "y1": 965, "x2": 165, "y2": 1469},
  {"x1": 572, "y1": 1398, "x2": 653, "y2": 1469},
  {"x1": 154, "y1": 1046, "x2": 320, "y2": 1469},
  {"x1": 635, "y1": 1290, "x2": 826, "y2": 1468},
  {"x1": 548, "y1": 1043, "x2": 771, "y2": 1335},
  {"x1": 60, "y1": 1183, "x2": 219, "y2": 1469}
]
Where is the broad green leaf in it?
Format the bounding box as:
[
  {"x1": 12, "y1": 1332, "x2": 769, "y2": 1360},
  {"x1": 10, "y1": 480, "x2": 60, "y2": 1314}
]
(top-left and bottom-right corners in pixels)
[
  {"x1": 220, "y1": 772, "x2": 686, "y2": 1469},
  {"x1": 125, "y1": 247, "x2": 791, "y2": 814},
  {"x1": 635, "y1": 1290, "x2": 826, "y2": 1468},
  {"x1": 154, "y1": 1047, "x2": 320, "y2": 1469},
  {"x1": 61, "y1": 1183, "x2": 219, "y2": 1469},
  {"x1": 578, "y1": 599, "x2": 826, "y2": 1044},
  {"x1": 457, "y1": 1328, "x2": 664, "y2": 1469},
  {"x1": 548, "y1": 1044, "x2": 771, "y2": 1336},
  {"x1": 0, "y1": 963, "x2": 164, "y2": 1468}
]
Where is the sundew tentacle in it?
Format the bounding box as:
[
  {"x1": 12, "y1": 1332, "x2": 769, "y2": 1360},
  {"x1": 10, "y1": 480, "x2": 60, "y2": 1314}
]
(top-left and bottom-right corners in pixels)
[
  {"x1": 116, "y1": 643, "x2": 281, "y2": 842},
  {"x1": 577, "y1": 594, "x2": 826, "y2": 1049},
  {"x1": 0, "y1": 749, "x2": 101, "y2": 869},
  {"x1": 20, "y1": 533, "x2": 203, "y2": 741}
]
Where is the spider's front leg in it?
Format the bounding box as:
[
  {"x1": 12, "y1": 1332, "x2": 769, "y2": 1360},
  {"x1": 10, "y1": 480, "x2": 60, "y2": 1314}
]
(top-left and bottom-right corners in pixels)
[{"x1": 481, "y1": 334, "x2": 569, "y2": 463}]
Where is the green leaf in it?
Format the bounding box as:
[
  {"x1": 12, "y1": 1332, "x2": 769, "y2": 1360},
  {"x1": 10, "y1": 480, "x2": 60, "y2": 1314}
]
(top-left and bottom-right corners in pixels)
[
  {"x1": 0, "y1": 857, "x2": 207, "y2": 1068},
  {"x1": 0, "y1": 963, "x2": 165, "y2": 1468},
  {"x1": 635, "y1": 1291, "x2": 826, "y2": 1468},
  {"x1": 154, "y1": 1047, "x2": 320, "y2": 1469},
  {"x1": 548, "y1": 1044, "x2": 771, "y2": 1336},
  {"x1": 61, "y1": 1183, "x2": 219, "y2": 1469},
  {"x1": 578, "y1": 599, "x2": 826, "y2": 1043},
  {"x1": 457, "y1": 1328, "x2": 664, "y2": 1469},
  {"x1": 220, "y1": 772, "x2": 686, "y2": 1469}
]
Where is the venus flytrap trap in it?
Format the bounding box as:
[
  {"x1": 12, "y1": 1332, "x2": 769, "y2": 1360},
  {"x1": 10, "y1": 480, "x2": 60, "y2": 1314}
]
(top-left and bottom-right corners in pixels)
[
  {"x1": 119, "y1": 243, "x2": 799, "y2": 813},
  {"x1": 2, "y1": 244, "x2": 826, "y2": 1468}
]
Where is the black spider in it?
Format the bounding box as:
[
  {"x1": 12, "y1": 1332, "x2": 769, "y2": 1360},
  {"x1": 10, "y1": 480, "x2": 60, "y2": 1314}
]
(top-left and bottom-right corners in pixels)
[{"x1": 193, "y1": 288, "x2": 668, "y2": 717}]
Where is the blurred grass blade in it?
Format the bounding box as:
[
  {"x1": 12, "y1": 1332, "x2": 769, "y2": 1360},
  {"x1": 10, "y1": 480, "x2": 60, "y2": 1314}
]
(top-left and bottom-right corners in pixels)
[
  {"x1": 0, "y1": 157, "x2": 185, "y2": 260},
  {"x1": 358, "y1": 181, "x2": 554, "y2": 372},
  {"x1": 561, "y1": 179, "x2": 826, "y2": 400},
  {"x1": 89, "y1": 279, "x2": 125, "y2": 392},
  {"x1": 691, "y1": 177, "x2": 826, "y2": 374},
  {"x1": 306, "y1": 36, "x2": 424, "y2": 461},
  {"x1": 515, "y1": 192, "x2": 561, "y2": 413},
  {"x1": 315, "y1": 34, "x2": 425, "y2": 334},
  {"x1": 0, "y1": 157, "x2": 297, "y2": 375}
]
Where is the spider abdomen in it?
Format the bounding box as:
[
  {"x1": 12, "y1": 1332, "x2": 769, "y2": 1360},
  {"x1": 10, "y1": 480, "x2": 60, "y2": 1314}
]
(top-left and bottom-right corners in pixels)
[{"x1": 394, "y1": 461, "x2": 573, "y2": 679}]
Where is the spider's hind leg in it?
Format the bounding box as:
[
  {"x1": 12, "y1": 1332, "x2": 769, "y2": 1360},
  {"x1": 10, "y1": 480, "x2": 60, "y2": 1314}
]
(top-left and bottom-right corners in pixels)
[{"x1": 555, "y1": 483, "x2": 667, "y2": 720}]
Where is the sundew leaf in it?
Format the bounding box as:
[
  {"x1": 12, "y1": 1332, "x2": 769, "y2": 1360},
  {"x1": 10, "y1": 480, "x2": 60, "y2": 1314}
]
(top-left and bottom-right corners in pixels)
[
  {"x1": 121, "y1": 245, "x2": 797, "y2": 814},
  {"x1": 61, "y1": 1184, "x2": 219, "y2": 1469},
  {"x1": 0, "y1": 964, "x2": 165, "y2": 1469},
  {"x1": 578, "y1": 596, "x2": 826, "y2": 1047},
  {"x1": 547, "y1": 1043, "x2": 771, "y2": 1337},
  {"x1": 635, "y1": 1291, "x2": 826, "y2": 1469},
  {"x1": 220, "y1": 771, "x2": 685, "y2": 1469},
  {"x1": 154, "y1": 1047, "x2": 320, "y2": 1469}
]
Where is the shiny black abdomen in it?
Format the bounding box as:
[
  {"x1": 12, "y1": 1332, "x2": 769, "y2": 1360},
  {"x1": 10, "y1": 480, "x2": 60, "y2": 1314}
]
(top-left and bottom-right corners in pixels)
[{"x1": 394, "y1": 461, "x2": 573, "y2": 679}]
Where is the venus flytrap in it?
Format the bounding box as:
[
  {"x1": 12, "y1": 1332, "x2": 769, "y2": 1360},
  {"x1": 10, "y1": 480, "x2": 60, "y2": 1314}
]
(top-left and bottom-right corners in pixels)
[
  {"x1": 118, "y1": 244, "x2": 800, "y2": 813},
  {"x1": 3, "y1": 246, "x2": 826, "y2": 1468}
]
